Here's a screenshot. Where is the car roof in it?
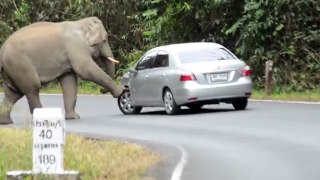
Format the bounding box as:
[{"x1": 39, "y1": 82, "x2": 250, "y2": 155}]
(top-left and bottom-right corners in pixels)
[{"x1": 153, "y1": 42, "x2": 224, "y2": 52}]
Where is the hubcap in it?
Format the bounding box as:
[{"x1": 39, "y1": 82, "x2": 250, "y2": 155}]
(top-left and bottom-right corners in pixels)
[
  {"x1": 119, "y1": 91, "x2": 135, "y2": 113},
  {"x1": 164, "y1": 91, "x2": 173, "y2": 112}
]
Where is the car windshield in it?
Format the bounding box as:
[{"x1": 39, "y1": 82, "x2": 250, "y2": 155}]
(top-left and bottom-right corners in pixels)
[{"x1": 178, "y1": 48, "x2": 236, "y2": 64}]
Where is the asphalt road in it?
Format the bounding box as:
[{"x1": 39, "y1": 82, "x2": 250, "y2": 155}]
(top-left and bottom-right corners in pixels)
[{"x1": 3, "y1": 94, "x2": 320, "y2": 180}]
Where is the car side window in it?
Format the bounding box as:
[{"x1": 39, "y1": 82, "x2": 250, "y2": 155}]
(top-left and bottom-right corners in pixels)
[
  {"x1": 136, "y1": 51, "x2": 157, "y2": 70},
  {"x1": 153, "y1": 50, "x2": 169, "y2": 68}
]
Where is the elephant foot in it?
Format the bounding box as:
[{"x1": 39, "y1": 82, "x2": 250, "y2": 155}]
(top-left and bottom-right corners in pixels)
[
  {"x1": 111, "y1": 86, "x2": 125, "y2": 98},
  {"x1": 0, "y1": 116, "x2": 13, "y2": 125},
  {"x1": 65, "y1": 112, "x2": 80, "y2": 120}
]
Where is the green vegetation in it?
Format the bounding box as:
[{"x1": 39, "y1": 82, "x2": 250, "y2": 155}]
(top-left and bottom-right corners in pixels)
[
  {"x1": 1, "y1": 81, "x2": 319, "y2": 101},
  {"x1": 252, "y1": 89, "x2": 320, "y2": 102},
  {"x1": 0, "y1": 0, "x2": 319, "y2": 93},
  {"x1": 0, "y1": 128, "x2": 160, "y2": 180},
  {"x1": 40, "y1": 81, "x2": 102, "y2": 95},
  {"x1": 2, "y1": 2, "x2": 317, "y2": 179}
]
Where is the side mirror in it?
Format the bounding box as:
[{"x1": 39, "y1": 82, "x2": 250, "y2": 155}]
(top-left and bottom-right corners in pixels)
[{"x1": 129, "y1": 68, "x2": 138, "y2": 73}]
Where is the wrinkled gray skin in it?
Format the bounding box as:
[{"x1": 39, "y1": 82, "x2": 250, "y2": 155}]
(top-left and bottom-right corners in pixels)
[{"x1": 0, "y1": 17, "x2": 124, "y2": 124}]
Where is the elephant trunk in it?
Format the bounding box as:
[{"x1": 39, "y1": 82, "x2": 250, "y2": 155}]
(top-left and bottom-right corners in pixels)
[{"x1": 101, "y1": 43, "x2": 117, "y2": 79}]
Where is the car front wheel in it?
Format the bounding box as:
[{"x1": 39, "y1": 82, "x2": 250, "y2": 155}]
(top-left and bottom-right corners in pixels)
[
  {"x1": 118, "y1": 89, "x2": 142, "y2": 114},
  {"x1": 163, "y1": 89, "x2": 180, "y2": 115},
  {"x1": 232, "y1": 97, "x2": 248, "y2": 110}
]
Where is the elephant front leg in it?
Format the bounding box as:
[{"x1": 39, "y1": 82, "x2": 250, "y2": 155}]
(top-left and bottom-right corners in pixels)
[
  {"x1": 58, "y1": 72, "x2": 80, "y2": 120},
  {"x1": 72, "y1": 61, "x2": 124, "y2": 98}
]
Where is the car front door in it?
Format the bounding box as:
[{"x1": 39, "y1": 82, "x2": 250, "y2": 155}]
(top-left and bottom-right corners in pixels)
[{"x1": 129, "y1": 51, "x2": 156, "y2": 106}]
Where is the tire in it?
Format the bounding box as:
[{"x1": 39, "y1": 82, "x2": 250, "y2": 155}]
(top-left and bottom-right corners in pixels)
[
  {"x1": 163, "y1": 89, "x2": 180, "y2": 115},
  {"x1": 118, "y1": 89, "x2": 142, "y2": 114},
  {"x1": 187, "y1": 103, "x2": 203, "y2": 111},
  {"x1": 232, "y1": 97, "x2": 248, "y2": 110}
]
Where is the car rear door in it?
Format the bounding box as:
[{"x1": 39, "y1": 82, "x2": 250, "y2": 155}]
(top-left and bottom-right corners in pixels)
[{"x1": 147, "y1": 50, "x2": 170, "y2": 106}]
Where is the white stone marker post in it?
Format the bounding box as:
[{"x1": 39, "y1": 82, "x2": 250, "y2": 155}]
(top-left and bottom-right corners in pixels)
[
  {"x1": 7, "y1": 108, "x2": 79, "y2": 180},
  {"x1": 33, "y1": 108, "x2": 65, "y2": 173}
]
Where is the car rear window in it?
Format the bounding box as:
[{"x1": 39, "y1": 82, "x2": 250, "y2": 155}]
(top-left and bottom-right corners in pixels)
[{"x1": 178, "y1": 48, "x2": 236, "y2": 64}]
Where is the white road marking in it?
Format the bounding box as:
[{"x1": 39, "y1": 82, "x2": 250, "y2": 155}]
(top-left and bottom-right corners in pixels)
[
  {"x1": 250, "y1": 99, "x2": 320, "y2": 105},
  {"x1": 171, "y1": 146, "x2": 188, "y2": 180}
]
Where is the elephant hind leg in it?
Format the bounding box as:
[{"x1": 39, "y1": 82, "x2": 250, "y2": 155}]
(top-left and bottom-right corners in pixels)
[
  {"x1": 0, "y1": 83, "x2": 23, "y2": 124},
  {"x1": 4, "y1": 58, "x2": 42, "y2": 114}
]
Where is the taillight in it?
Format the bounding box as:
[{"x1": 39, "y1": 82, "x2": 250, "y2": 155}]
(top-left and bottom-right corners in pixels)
[
  {"x1": 180, "y1": 73, "x2": 196, "y2": 81},
  {"x1": 240, "y1": 66, "x2": 252, "y2": 76}
]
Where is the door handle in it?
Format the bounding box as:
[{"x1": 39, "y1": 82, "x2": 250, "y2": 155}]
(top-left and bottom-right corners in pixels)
[
  {"x1": 161, "y1": 74, "x2": 165, "y2": 77},
  {"x1": 145, "y1": 75, "x2": 149, "y2": 79}
]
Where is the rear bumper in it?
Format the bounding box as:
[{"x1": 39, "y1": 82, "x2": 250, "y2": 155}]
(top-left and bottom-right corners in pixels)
[{"x1": 172, "y1": 77, "x2": 252, "y2": 105}]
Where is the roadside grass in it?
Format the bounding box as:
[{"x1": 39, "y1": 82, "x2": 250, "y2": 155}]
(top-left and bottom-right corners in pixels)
[
  {"x1": 0, "y1": 81, "x2": 319, "y2": 102},
  {"x1": 1, "y1": 82, "x2": 320, "y2": 102},
  {"x1": 40, "y1": 82, "x2": 102, "y2": 95},
  {"x1": 0, "y1": 128, "x2": 160, "y2": 180},
  {"x1": 252, "y1": 89, "x2": 320, "y2": 102}
]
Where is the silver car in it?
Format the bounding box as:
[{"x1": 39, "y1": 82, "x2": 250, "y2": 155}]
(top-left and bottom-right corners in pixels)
[{"x1": 118, "y1": 42, "x2": 252, "y2": 115}]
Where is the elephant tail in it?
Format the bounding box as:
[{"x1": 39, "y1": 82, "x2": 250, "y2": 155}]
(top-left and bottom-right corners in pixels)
[
  {"x1": 0, "y1": 60, "x2": 2, "y2": 74},
  {"x1": 0, "y1": 46, "x2": 3, "y2": 73}
]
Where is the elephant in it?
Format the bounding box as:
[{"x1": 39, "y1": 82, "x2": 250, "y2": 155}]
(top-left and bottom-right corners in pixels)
[{"x1": 0, "y1": 16, "x2": 124, "y2": 124}]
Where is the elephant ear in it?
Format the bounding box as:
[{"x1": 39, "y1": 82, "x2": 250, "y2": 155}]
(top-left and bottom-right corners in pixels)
[{"x1": 78, "y1": 17, "x2": 107, "y2": 46}]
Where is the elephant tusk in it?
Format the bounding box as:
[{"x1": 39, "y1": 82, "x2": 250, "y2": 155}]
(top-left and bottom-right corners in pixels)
[{"x1": 107, "y1": 57, "x2": 119, "y2": 64}]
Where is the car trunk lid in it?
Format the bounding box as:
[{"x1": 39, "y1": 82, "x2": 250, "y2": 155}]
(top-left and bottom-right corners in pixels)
[{"x1": 179, "y1": 60, "x2": 246, "y2": 85}]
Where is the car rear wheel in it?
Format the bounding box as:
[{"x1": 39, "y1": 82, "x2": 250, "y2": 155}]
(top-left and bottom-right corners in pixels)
[
  {"x1": 232, "y1": 97, "x2": 248, "y2": 110},
  {"x1": 163, "y1": 89, "x2": 180, "y2": 115},
  {"x1": 118, "y1": 89, "x2": 142, "y2": 114},
  {"x1": 187, "y1": 103, "x2": 203, "y2": 111}
]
